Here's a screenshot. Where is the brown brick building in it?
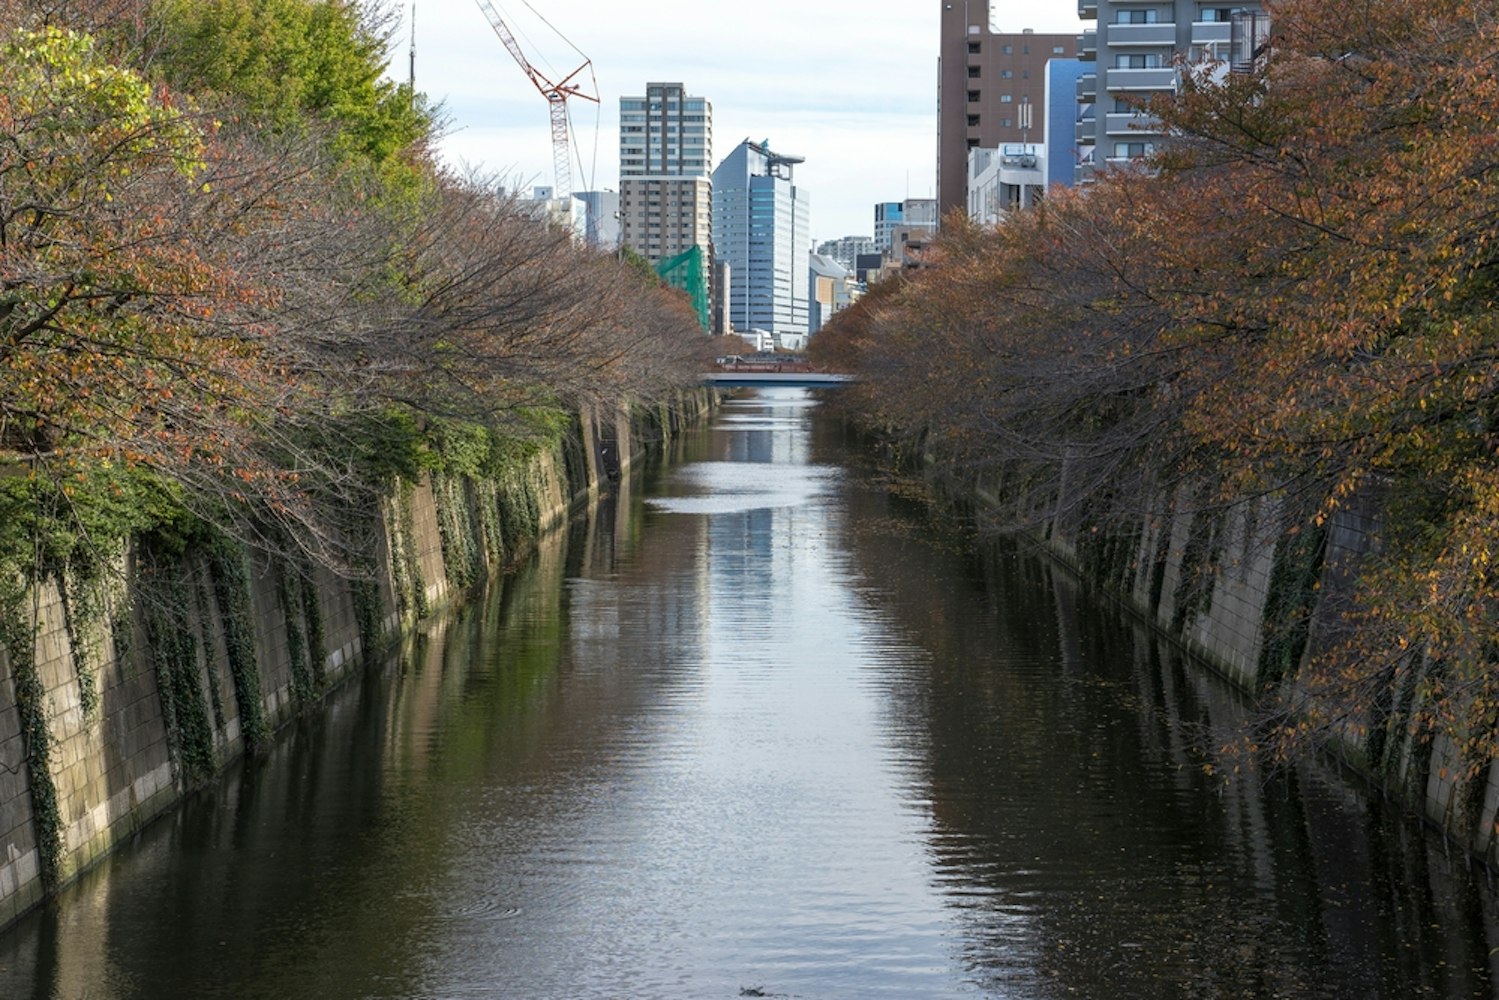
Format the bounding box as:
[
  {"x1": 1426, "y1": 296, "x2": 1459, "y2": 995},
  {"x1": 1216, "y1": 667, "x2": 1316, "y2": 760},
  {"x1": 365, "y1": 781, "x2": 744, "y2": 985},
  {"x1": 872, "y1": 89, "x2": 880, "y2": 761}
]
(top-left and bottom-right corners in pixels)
[{"x1": 937, "y1": 1, "x2": 1076, "y2": 220}]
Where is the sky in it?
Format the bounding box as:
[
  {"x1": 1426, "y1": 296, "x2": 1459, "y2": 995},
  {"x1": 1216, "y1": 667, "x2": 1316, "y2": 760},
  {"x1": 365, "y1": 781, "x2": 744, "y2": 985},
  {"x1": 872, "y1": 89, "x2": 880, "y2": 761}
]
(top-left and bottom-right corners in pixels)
[{"x1": 394, "y1": 0, "x2": 1086, "y2": 244}]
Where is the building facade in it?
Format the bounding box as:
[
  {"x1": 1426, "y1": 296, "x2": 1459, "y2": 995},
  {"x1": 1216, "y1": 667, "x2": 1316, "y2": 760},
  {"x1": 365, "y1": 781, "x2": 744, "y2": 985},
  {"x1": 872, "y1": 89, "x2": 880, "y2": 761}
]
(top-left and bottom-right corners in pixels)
[
  {"x1": 808, "y1": 253, "x2": 860, "y2": 334},
  {"x1": 1075, "y1": 1, "x2": 1268, "y2": 181},
  {"x1": 874, "y1": 198, "x2": 936, "y2": 252},
  {"x1": 815, "y1": 236, "x2": 876, "y2": 272},
  {"x1": 712, "y1": 139, "x2": 810, "y2": 337},
  {"x1": 618, "y1": 82, "x2": 713, "y2": 263},
  {"x1": 937, "y1": 1, "x2": 1076, "y2": 219},
  {"x1": 572, "y1": 190, "x2": 620, "y2": 250}
]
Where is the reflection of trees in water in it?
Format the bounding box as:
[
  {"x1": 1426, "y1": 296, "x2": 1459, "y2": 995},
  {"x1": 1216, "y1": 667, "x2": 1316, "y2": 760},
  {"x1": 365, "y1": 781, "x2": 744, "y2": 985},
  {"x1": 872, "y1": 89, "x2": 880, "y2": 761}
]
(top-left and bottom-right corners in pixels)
[{"x1": 827, "y1": 443, "x2": 1499, "y2": 998}]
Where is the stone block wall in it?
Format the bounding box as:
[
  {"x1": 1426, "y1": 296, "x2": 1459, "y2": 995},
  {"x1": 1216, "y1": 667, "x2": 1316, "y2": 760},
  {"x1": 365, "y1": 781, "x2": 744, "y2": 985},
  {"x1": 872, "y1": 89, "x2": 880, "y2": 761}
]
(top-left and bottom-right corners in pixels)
[{"x1": 0, "y1": 394, "x2": 708, "y2": 930}]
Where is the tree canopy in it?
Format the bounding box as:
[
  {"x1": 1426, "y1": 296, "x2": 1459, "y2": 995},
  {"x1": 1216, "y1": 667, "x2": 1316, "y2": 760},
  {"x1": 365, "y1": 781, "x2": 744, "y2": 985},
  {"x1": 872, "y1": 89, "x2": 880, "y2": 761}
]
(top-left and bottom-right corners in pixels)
[
  {"x1": 821, "y1": 0, "x2": 1499, "y2": 778},
  {"x1": 0, "y1": 0, "x2": 708, "y2": 571}
]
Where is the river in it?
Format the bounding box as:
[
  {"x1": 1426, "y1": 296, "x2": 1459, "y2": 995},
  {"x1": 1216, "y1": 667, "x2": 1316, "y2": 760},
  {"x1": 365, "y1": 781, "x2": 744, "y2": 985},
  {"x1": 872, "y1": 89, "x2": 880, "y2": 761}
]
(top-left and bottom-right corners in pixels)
[{"x1": 1, "y1": 387, "x2": 1497, "y2": 999}]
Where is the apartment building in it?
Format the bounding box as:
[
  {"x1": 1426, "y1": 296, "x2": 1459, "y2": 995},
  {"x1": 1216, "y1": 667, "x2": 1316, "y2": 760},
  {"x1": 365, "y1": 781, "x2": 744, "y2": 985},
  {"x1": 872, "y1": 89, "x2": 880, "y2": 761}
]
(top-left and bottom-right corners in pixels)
[
  {"x1": 1075, "y1": 0, "x2": 1269, "y2": 180},
  {"x1": 618, "y1": 82, "x2": 713, "y2": 263}
]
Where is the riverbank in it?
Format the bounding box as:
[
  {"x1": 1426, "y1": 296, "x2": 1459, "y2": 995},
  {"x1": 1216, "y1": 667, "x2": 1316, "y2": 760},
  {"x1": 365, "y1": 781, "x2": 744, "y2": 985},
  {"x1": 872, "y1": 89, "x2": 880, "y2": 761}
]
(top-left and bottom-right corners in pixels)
[
  {"x1": 0, "y1": 392, "x2": 714, "y2": 930},
  {"x1": 910, "y1": 445, "x2": 1497, "y2": 868}
]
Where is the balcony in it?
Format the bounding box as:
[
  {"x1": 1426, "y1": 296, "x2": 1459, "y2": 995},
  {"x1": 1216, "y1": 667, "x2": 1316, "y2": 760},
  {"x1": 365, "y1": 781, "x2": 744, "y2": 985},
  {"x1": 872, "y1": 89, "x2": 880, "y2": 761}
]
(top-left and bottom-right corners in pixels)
[
  {"x1": 1105, "y1": 112, "x2": 1163, "y2": 137},
  {"x1": 1078, "y1": 0, "x2": 1097, "y2": 19},
  {"x1": 1076, "y1": 118, "x2": 1096, "y2": 145},
  {"x1": 1105, "y1": 67, "x2": 1177, "y2": 91},
  {"x1": 1191, "y1": 20, "x2": 1232, "y2": 46},
  {"x1": 1078, "y1": 30, "x2": 1097, "y2": 58},
  {"x1": 1106, "y1": 23, "x2": 1177, "y2": 46},
  {"x1": 1077, "y1": 73, "x2": 1097, "y2": 100}
]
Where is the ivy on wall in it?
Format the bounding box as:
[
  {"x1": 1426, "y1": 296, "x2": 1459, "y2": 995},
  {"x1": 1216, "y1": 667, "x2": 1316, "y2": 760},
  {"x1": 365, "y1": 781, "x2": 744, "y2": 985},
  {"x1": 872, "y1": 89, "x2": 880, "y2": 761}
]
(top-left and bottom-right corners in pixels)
[
  {"x1": 0, "y1": 576, "x2": 62, "y2": 892},
  {"x1": 140, "y1": 563, "x2": 216, "y2": 788},
  {"x1": 202, "y1": 533, "x2": 268, "y2": 751}
]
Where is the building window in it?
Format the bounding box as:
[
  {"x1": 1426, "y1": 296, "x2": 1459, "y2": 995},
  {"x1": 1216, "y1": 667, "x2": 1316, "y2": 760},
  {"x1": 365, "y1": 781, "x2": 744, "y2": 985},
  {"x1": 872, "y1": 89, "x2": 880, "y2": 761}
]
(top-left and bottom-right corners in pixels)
[
  {"x1": 1115, "y1": 53, "x2": 1164, "y2": 68},
  {"x1": 1000, "y1": 94, "x2": 1013, "y2": 103},
  {"x1": 1001, "y1": 69, "x2": 1013, "y2": 78},
  {"x1": 1113, "y1": 141, "x2": 1157, "y2": 158},
  {"x1": 967, "y1": 89, "x2": 981, "y2": 102},
  {"x1": 968, "y1": 41, "x2": 980, "y2": 53},
  {"x1": 967, "y1": 114, "x2": 980, "y2": 127},
  {"x1": 1116, "y1": 8, "x2": 1160, "y2": 23},
  {"x1": 1053, "y1": 45, "x2": 1066, "y2": 54},
  {"x1": 1001, "y1": 118, "x2": 1012, "y2": 127},
  {"x1": 1002, "y1": 44, "x2": 1013, "y2": 53},
  {"x1": 966, "y1": 138, "x2": 980, "y2": 148},
  {"x1": 967, "y1": 65, "x2": 980, "y2": 77}
]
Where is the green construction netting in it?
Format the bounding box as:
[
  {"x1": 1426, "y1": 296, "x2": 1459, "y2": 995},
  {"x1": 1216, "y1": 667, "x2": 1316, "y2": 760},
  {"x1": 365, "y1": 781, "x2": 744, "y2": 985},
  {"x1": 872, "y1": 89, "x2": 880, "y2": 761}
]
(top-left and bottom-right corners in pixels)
[{"x1": 655, "y1": 245, "x2": 709, "y2": 332}]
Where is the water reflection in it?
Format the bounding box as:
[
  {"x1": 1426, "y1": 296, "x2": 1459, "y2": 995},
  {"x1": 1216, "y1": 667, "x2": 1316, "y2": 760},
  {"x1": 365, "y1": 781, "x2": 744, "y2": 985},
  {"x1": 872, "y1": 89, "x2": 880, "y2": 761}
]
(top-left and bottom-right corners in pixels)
[{"x1": 0, "y1": 388, "x2": 1496, "y2": 999}]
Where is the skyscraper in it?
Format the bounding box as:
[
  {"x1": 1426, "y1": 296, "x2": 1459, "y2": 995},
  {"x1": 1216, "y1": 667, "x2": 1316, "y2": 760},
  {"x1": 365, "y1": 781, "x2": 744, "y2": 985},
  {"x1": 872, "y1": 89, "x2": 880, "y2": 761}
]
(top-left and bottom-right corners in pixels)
[
  {"x1": 936, "y1": 1, "x2": 1076, "y2": 219},
  {"x1": 618, "y1": 82, "x2": 713, "y2": 263},
  {"x1": 712, "y1": 139, "x2": 810, "y2": 338}
]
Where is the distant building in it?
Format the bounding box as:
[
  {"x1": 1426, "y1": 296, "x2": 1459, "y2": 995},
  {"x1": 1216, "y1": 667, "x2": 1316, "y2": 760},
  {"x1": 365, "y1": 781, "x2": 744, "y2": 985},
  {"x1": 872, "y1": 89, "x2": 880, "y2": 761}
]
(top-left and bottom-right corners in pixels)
[
  {"x1": 874, "y1": 202, "x2": 903, "y2": 252},
  {"x1": 854, "y1": 251, "x2": 886, "y2": 286},
  {"x1": 874, "y1": 198, "x2": 936, "y2": 252},
  {"x1": 808, "y1": 253, "x2": 860, "y2": 333},
  {"x1": 815, "y1": 236, "x2": 875, "y2": 272},
  {"x1": 712, "y1": 138, "x2": 810, "y2": 337},
  {"x1": 514, "y1": 185, "x2": 583, "y2": 237},
  {"x1": 937, "y1": 1, "x2": 1076, "y2": 219},
  {"x1": 572, "y1": 190, "x2": 620, "y2": 250},
  {"x1": 618, "y1": 83, "x2": 713, "y2": 264}
]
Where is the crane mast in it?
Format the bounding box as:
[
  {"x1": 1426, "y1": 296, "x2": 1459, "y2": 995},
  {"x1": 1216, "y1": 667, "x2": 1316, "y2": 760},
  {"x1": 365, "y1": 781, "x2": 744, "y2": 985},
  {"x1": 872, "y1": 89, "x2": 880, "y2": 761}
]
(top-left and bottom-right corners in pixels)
[{"x1": 473, "y1": 0, "x2": 597, "y2": 199}]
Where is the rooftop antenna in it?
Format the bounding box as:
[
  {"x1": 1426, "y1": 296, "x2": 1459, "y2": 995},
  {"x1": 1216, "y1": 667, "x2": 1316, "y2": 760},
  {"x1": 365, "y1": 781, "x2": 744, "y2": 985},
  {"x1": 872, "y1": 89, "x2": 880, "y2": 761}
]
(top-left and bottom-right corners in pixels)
[{"x1": 408, "y1": 1, "x2": 416, "y2": 93}]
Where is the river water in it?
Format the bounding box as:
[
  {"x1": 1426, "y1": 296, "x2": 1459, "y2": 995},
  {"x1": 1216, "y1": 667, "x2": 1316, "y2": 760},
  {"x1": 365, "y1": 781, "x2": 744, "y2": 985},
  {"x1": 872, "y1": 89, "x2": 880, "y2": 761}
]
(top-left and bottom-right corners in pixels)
[{"x1": 2, "y1": 388, "x2": 1498, "y2": 999}]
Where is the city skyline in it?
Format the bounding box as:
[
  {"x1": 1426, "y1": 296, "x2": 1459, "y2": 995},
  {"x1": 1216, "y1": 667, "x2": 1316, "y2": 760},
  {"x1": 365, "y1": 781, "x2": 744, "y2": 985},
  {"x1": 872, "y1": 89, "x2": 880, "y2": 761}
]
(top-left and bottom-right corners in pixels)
[{"x1": 395, "y1": 0, "x2": 1086, "y2": 242}]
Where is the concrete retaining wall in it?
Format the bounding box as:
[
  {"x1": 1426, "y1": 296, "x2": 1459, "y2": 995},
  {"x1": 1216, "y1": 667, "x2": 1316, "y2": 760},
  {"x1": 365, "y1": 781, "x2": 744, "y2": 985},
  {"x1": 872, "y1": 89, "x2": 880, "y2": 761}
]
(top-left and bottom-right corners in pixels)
[
  {"x1": 0, "y1": 393, "x2": 712, "y2": 930},
  {"x1": 1013, "y1": 466, "x2": 1499, "y2": 866}
]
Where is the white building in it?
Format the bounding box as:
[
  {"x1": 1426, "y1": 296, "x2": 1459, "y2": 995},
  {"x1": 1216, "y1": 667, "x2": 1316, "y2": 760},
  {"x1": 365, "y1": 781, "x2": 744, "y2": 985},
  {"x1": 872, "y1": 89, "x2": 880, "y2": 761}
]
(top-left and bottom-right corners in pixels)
[
  {"x1": 712, "y1": 138, "x2": 810, "y2": 337},
  {"x1": 572, "y1": 190, "x2": 620, "y2": 250},
  {"x1": 967, "y1": 145, "x2": 1046, "y2": 225}
]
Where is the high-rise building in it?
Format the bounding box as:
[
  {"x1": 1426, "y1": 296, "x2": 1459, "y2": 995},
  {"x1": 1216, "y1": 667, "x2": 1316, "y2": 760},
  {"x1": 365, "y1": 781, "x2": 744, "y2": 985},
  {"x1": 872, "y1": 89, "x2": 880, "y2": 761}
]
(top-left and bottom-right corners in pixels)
[
  {"x1": 618, "y1": 82, "x2": 713, "y2": 263},
  {"x1": 712, "y1": 139, "x2": 810, "y2": 337},
  {"x1": 937, "y1": 1, "x2": 1076, "y2": 220},
  {"x1": 1075, "y1": 1, "x2": 1268, "y2": 181}
]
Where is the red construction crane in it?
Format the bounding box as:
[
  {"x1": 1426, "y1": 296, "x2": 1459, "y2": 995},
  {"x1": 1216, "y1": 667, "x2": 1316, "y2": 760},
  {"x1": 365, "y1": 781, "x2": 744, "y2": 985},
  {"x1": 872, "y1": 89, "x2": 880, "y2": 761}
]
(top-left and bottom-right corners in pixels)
[{"x1": 473, "y1": 0, "x2": 598, "y2": 199}]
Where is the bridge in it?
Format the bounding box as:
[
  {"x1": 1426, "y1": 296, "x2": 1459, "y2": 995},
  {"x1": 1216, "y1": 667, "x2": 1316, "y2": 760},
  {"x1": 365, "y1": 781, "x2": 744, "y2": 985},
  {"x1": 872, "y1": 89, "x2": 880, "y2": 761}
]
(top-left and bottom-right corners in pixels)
[{"x1": 701, "y1": 371, "x2": 854, "y2": 388}]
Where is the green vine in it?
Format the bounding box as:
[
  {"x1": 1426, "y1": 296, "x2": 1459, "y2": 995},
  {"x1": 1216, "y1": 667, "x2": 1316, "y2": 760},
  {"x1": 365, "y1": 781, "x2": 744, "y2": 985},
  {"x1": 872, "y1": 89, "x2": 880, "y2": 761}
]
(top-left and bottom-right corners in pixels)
[
  {"x1": 275, "y1": 558, "x2": 314, "y2": 705},
  {"x1": 391, "y1": 482, "x2": 429, "y2": 620},
  {"x1": 0, "y1": 575, "x2": 63, "y2": 892},
  {"x1": 351, "y1": 574, "x2": 384, "y2": 661},
  {"x1": 55, "y1": 565, "x2": 101, "y2": 719},
  {"x1": 140, "y1": 564, "x2": 216, "y2": 788},
  {"x1": 189, "y1": 578, "x2": 226, "y2": 731},
  {"x1": 202, "y1": 534, "x2": 269, "y2": 751},
  {"x1": 299, "y1": 563, "x2": 327, "y2": 692}
]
